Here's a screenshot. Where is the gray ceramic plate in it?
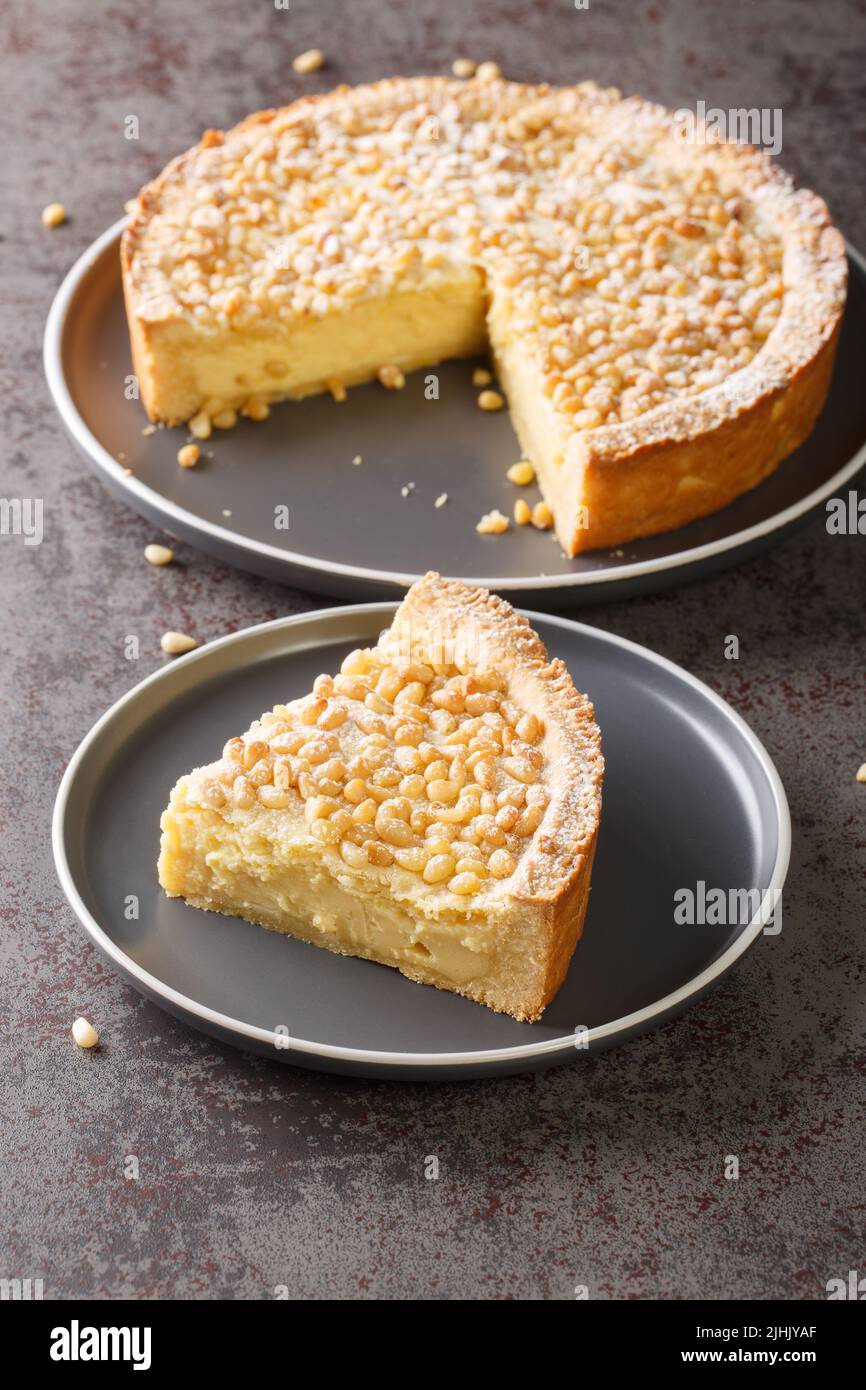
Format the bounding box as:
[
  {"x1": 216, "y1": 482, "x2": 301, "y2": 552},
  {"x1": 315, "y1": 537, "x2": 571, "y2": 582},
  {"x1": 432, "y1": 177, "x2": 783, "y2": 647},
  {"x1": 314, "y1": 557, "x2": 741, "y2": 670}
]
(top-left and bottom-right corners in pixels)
[
  {"x1": 53, "y1": 605, "x2": 790, "y2": 1080},
  {"x1": 44, "y1": 221, "x2": 866, "y2": 606}
]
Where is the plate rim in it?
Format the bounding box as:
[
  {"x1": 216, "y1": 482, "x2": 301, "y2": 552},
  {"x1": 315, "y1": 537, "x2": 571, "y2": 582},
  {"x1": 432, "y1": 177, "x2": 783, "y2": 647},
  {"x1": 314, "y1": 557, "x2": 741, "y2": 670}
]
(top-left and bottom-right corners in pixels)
[
  {"x1": 44, "y1": 218, "x2": 866, "y2": 596},
  {"x1": 52, "y1": 602, "x2": 792, "y2": 1071}
]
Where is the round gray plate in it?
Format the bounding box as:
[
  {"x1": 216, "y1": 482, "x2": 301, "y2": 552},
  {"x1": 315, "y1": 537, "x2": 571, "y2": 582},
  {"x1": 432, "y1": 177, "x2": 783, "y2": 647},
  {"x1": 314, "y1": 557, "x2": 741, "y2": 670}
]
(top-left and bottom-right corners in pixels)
[
  {"x1": 45, "y1": 221, "x2": 866, "y2": 606},
  {"x1": 53, "y1": 605, "x2": 790, "y2": 1080}
]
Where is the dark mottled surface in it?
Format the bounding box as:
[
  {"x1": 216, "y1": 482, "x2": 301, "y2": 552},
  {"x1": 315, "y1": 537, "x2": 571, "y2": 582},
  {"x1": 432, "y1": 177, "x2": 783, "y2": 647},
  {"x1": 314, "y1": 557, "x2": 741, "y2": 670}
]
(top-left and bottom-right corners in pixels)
[{"x1": 2, "y1": 0, "x2": 865, "y2": 1301}]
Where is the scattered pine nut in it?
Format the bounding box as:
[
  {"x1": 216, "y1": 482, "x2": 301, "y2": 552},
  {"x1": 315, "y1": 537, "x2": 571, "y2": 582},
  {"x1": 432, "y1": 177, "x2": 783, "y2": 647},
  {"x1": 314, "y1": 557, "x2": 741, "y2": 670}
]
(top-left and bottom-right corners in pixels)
[
  {"x1": 161, "y1": 631, "x2": 198, "y2": 656},
  {"x1": 452, "y1": 58, "x2": 476, "y2": 78},
  {"x1": 377, "y1": 364, "x2": 406, "y2": 390},
  {"x1": 141, "y1": 424, "x2": 156, "y2": 436},
  {"x1": 42, "y1": 202, "x2": 67, "y2": 227},
  {"x1": 857, "y1": 763, "x2": 866, "y2": 783},
  {"x1": 188, "y1": 412, "x2": 211, "y2": 440},
  {"x1": 476, "y1": 61, "x2": 502, "y2": 82},
  {"x1": 507, "y1": 460, "x2": 535, "y2": 485},
  {"x1": 434, "y1": 493, "x2": 449, "y2": 508},
  {"x1": 72, "y1": 1017, "x2": 99, "y2": 1049},
  {"x1": 478, "y1": 389, "x2": 505, "y2": 411},
  {"x1": 144, "y1": 543, "x2": 174, "y2": 566},
  {"x1": 352, "y1": 454, "x2": 363, "y2": 466},
  {"x1": 476, "y1": 508, "x2": 509, "y2": 535},
  {"x1": 514, "y1": 498, "x2": 532, "y2": 525},
  {"x1": 293, "y1": 48, "x2": 325, "y2": 74},
  {"x1": 531, "y1": 501, "x2": 554, "y2": 530},
  {"x1": 212, "y1": 407, "x2": 238, "y2": 429},
  {"x1": 472, "y1": 367, "x2": 492, "y2": 387},
  {"x1": 242, "y1": 397, "x2": 270, "y2": 421},
  {"x1": 401, "y1": 482, "x2": 416, "y2": 498},
  {"x1": 177, "y1": 443, "x2": 201, "y2": 468}
]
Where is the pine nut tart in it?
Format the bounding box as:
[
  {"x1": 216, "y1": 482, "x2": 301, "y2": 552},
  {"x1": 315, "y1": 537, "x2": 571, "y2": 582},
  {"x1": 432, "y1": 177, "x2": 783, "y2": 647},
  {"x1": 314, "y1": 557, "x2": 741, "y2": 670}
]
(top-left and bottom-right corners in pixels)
[
  {"x1": 158, "y1": 574, "x2": 604, "y2": 1021},
  {"x1": 122, "y1": 76, "x2": 847, "y2": 555}
]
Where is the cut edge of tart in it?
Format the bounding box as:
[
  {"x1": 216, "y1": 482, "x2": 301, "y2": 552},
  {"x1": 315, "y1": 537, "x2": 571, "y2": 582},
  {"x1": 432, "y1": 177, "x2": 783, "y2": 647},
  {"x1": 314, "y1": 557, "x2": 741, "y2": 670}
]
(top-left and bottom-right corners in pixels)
[
  {"x1": 122, "y1": 76, "x2": 847, "y2": 556},
  {"x1": 158, "y1": 573, "x2": 604, "y2": 1021}
]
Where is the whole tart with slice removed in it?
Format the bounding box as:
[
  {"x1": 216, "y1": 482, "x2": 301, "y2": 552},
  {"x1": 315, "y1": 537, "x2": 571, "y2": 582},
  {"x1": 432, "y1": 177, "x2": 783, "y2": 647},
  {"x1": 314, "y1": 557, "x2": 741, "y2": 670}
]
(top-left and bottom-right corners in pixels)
[
  {"x1": 158, "y1": 574, "x2": 603, "y2": 1021},
  {"x1": 123, "y1": 75, "x2": 847, "y2": 555}
]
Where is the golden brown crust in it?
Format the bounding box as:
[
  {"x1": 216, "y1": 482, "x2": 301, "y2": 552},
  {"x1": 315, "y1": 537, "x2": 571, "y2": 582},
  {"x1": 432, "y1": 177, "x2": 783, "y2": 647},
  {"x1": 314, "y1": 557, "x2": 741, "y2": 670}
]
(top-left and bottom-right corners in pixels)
[{"x1": 391, "y1": 572, "x2": 604, "y2": 1017}]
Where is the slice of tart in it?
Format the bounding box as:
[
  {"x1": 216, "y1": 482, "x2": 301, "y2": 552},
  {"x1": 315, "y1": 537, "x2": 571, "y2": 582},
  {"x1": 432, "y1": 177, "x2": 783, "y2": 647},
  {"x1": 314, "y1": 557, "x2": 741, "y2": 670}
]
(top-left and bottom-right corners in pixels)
[
  {"x1": 122, "y1": 76, "x2": 846, "y2": 554},
  {"x1": 158, "y1": 574, "x2": 603, "y2": 1021}
]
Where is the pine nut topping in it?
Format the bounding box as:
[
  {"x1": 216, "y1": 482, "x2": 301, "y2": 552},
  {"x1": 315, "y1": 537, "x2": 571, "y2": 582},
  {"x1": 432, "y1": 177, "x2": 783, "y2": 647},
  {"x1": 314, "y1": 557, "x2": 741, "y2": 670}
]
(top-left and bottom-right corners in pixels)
[
  {"x1": 42, "y1": 202, "x2": 67, "y2": 227},
  {"x1": 204, "y1": 617, "x2": 555, "y2": 899},
  {"x1": 177, "y1": 443, "x2": 201, "y2": 467},
  {"x1": 514, "y1": 498, "x2": 532, "y2": 525},
  {"x1": 129, "y1": 74, "x2": 790, "y2": 479},
  {"x1": 477, "y1": 389, "x2": 505, "y2": 411}
]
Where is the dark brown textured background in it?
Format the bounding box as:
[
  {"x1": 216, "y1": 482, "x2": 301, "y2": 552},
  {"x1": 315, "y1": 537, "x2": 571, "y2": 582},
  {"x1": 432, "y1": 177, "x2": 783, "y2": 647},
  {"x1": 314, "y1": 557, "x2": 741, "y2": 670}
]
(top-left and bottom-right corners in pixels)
[{"x1": 2, "y1": 0, "x2": 865, "y2": 1300}]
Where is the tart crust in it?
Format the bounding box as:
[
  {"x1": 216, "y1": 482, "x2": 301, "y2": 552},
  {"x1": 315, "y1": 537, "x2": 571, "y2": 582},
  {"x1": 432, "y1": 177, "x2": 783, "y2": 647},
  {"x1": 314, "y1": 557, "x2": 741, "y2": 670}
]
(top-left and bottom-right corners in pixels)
[
  {"x1": 158, "y1": 573, "x2": 604, "y2": 1021},
  {"x1": 123, "y1": 77, "x2": 847, "y2": 555}
]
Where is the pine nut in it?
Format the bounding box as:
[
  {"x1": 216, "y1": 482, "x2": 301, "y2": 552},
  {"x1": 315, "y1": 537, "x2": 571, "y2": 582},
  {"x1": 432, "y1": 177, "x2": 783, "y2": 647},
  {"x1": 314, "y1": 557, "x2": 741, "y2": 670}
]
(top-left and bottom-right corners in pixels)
[
  {"x1": 161, "y1": 631, "x2": 198, "y2": 655},
  {"x1": 144, "y1": 543, "x2": 174, "y2": 566},
  {"x1": 449, "y1": 871, "x2": 482, "y2": 895},
  {"x1": 365, "y1": 840, "x2": 394, "y2": 867},
  {"x1": 516, "y1": 712, "x2": 541, "y2": 743},
  {"x1": 341, "y1": 839, "x2": 369, "y2": 869},
  {"x1": 351, "y1": 798, "x2": 377, "y2": 824},
  {"x1": 488, "y1": 849, "x2": 516, "y2": 878},
  {"x1": 394, "y1": 846, "x2": 428, "y2": 873},
  {"x1": 72, "y1": 1017, "x2": 99, "y2": 1048},
  {"x1": 342, "y1": 649, "x2": 370, "y2": 676},
  {"x1": 423, "y1": 853, "x2": 456, "y2": 884},
  {"x1": 258, "y1": 786, "x2": 291, "y2": 809},
  {"x1": 376, "y1": 817, "x2": 414, "y2": 848},
  {"x1": 507, "y1": 460, "x2": 535, "y2": 485},
  {"x1": 188, "y1": 414, "x2": 211, "y2": 441},
  {"x1": 232, "y1": 776, "x2": 255, "y2": 809},
  {"x1": 292, "y1": 48, "x2": 325, "y2": 73}
]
